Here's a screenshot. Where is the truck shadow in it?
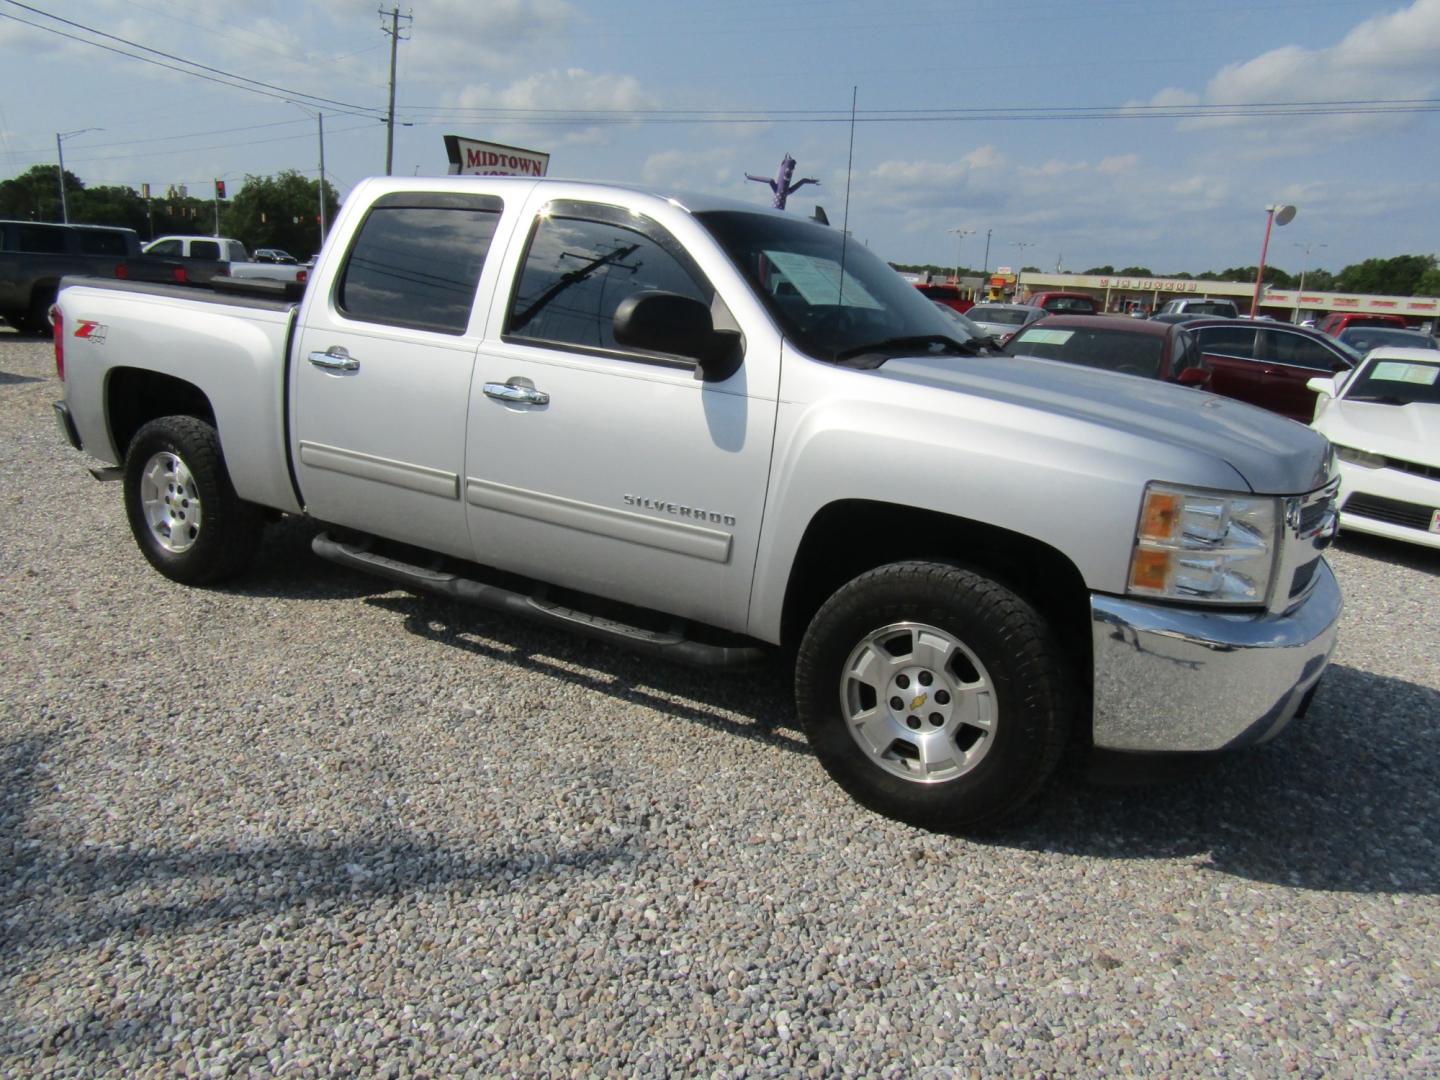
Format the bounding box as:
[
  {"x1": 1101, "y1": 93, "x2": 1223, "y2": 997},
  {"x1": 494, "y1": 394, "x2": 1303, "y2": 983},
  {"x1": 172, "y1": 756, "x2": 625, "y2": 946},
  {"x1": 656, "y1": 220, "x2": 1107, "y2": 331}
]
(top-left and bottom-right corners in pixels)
[
  {"x1": 1004, "y1": 664, "x2": 1440, "y2": 894},
  {"x1": 368, "y1": 588, "x2": 1439, "y2": 894},
  {"x1": 363, "y1": 592, "x2": 808, "y2": 757}
]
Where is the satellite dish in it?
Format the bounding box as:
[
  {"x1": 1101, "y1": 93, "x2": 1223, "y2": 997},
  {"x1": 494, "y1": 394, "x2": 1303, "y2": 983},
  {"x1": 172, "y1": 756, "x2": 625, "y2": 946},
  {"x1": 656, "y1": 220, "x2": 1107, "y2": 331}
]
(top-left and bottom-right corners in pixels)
[{"x1": 1274, "y1": 204, "x2": 1297, "y2": 227}]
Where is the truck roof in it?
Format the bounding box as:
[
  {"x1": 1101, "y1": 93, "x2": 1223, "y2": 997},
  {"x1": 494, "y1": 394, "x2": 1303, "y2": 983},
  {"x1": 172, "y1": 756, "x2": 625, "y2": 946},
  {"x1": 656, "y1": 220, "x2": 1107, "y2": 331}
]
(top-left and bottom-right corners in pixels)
[{"x1": 346, "y1": 175, "x2": 797, "y2": 221}]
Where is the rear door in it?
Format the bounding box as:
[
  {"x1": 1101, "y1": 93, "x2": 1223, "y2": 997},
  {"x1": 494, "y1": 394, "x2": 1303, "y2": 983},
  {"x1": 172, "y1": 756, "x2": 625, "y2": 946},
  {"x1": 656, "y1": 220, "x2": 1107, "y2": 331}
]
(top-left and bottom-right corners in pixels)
[
  {"x1": 1193, "y1": 324, "x2": 1270, "y2": 406},
  {"x1": 290, "y1": 189, "x2": 516, "y2": 558},
  {"x1": 1254, "y1": 328, "x2": 1353, "y2": 422}
]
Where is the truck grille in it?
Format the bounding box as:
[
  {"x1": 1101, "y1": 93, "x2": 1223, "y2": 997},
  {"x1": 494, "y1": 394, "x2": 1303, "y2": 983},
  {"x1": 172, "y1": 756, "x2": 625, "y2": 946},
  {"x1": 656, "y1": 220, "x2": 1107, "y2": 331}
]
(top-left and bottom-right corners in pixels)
[
  {"x1": 1343, "y1": 493, "x2": 1438, "y2": 531},
  {"x1": 1280, "y1": 479, "x2": 1339, "y2": 606}
]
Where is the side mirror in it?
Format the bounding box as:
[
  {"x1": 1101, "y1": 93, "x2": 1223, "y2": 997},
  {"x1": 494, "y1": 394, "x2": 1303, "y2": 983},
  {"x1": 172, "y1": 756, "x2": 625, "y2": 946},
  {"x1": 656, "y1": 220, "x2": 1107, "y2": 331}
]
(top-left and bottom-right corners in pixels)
[
  {"x1": 1307, "y1": 375, "x2": 1338, "y2": 398},
  {"x1": 613, "y1": 291, "x2": 743, "y2": 381},
  {"x1": 1176, "y1": 367, "x2": 1210, "y2": 388}
]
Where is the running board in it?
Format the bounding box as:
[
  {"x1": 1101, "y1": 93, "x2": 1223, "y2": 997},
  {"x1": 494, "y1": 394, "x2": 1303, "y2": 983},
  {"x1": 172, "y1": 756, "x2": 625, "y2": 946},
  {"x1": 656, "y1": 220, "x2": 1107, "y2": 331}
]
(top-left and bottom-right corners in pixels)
[{"x1": 311, "y1": 532, "x2": 768, "y2": 670}]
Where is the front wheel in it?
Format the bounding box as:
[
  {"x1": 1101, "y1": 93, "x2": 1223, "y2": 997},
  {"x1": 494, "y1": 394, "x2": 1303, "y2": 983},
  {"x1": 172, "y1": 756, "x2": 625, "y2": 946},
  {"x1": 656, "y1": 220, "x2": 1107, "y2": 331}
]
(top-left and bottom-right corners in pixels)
[
  {"x1": 795, "y1": 561, "x2": 1072, "y2": 832},
  {"x1": 123, "y1": 415, "x2": 263, "y2": 585}
]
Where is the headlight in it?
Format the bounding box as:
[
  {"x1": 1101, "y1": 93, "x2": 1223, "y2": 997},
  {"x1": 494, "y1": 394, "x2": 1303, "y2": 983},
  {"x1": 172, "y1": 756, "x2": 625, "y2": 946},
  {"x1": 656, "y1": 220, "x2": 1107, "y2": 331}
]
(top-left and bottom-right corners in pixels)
[
  {"x1": 1128, "y1": 483, "x2": 1279, "y2": 606},
  {"x1": 1333, "y1": 445, "x2": 1386, "y2": 469}
]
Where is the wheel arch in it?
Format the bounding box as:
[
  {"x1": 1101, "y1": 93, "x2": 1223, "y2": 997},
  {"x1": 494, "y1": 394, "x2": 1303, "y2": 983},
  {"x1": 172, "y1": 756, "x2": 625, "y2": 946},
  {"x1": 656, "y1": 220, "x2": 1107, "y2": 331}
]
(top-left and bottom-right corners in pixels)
[
  {"x1": 106, "y1": 367, "x2": 216, "y2": 460},
  {"x1": 779, "y1": 499, "x2": 1093, "y2": 690}
]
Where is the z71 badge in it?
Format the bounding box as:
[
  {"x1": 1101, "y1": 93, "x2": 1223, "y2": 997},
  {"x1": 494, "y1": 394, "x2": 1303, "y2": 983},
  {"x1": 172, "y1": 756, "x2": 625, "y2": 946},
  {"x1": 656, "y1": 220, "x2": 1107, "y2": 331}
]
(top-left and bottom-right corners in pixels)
[{"x1": 74, "y1": 320, "x2": 108, "y2": 344}]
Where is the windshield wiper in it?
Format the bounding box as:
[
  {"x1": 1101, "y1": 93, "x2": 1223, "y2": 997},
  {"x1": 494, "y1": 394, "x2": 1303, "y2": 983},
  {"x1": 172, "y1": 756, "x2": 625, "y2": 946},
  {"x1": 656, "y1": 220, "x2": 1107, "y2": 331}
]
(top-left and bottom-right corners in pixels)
[{"x1": 833, "y1": 334, "x2": 980, "y2": 366}]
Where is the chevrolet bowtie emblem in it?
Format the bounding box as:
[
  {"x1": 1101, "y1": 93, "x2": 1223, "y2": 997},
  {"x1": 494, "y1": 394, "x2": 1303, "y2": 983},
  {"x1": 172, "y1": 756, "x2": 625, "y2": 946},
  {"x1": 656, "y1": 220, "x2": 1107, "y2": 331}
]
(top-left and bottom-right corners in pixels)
[{"x1": 910, "y1": 693, "x2": 928, "y2": 711}]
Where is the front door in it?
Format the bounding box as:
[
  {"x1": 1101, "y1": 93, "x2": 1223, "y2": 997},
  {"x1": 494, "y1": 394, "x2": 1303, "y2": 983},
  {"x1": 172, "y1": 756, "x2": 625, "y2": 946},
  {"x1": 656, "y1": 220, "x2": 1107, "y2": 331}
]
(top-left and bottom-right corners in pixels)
[{"x1": 463, "y1": 197, "x2": 778, "y2": 633}]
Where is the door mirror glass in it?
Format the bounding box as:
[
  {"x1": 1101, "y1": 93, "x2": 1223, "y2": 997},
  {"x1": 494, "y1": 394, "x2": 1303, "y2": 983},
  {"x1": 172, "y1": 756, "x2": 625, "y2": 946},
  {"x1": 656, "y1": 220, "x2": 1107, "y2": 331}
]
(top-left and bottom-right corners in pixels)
[{"x1": 1176, "y1": 367, "x2": 1210, "y2": 388}]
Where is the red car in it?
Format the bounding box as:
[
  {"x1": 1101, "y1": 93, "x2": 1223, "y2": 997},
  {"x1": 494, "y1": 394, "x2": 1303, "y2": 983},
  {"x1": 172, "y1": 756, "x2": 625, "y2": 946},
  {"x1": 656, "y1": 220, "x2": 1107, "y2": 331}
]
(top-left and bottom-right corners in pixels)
[
  {"x1": 1002, "y1": 314, "x2": 1210, "y2": 385},
  {"x1": 1185, "y1": 318, "x2": 1362, "y2": 422},
  {"x1": 1314, "y1": 312, "x2": 1408, "y2": 337},
  {"x1": 1026, "y1": 290, "x2": 1100, "y2": 315},
  {"x1": 912, "y1": 282, "x2": 973, "y2": 314}
]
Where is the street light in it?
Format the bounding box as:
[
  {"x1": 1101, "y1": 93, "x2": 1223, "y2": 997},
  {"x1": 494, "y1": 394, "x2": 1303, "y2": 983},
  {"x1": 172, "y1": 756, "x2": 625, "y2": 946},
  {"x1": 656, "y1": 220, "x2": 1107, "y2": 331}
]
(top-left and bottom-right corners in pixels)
[
  {"x1": 1293, "y1": 240, "x2": 1326, "y2": 320},
  {"x1": 1012, "y1": 240, "x2": 1036, "y2": 298},
  {"x1": 1250, "y1": 203, "x2": 1296, "y2": 318},
  {"x1": 949, "y1": 227, "x2": 974, "y2": 285},
  {"x1": 287, "y1": 102, "x2": 328, "y2": 242},
  {"x1": 55, "y1": 128, "x2": 102, "y2": 224}
]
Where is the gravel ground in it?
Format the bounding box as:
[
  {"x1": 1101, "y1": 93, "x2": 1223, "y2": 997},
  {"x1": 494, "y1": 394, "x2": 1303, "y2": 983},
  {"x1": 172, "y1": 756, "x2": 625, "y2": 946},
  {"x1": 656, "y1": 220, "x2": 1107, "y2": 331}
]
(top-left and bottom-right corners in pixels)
[{"x1": 3, "y1": 327, "x2": 1439, "y2": 1077}]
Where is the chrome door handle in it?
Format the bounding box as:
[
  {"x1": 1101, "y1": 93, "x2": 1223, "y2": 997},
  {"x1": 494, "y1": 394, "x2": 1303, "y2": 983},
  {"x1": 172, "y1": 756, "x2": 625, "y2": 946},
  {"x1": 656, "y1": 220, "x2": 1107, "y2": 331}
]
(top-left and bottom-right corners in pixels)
[
  {"x1": 308, "y1": 346, "x2": 359, "y2": 372},
  {"x1": 484, "y1": 380, "x2": 550, "y2": 406}
]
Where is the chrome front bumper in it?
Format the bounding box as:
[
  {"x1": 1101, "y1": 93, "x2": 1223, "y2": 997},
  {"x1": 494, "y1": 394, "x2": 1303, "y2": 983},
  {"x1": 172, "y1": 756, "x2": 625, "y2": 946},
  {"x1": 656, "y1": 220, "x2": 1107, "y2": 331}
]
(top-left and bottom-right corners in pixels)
[{"x1": 1089, "y1": 559, "x2": 1341, "y2": 752}]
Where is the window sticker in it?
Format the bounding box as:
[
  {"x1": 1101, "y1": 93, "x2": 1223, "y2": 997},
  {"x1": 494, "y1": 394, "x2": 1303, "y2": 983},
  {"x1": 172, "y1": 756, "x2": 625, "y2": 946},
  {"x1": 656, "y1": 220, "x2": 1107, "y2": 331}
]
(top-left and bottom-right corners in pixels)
[
  {"x1": 1018, "y1": 329, "x2": 1074, "y2": 345},
  {"x1": 763, "y1": 250, "x2": 883, "y2": 309},
  {"x1": 1369, "y1": 361, "x2": 1439, "y2": 386}
]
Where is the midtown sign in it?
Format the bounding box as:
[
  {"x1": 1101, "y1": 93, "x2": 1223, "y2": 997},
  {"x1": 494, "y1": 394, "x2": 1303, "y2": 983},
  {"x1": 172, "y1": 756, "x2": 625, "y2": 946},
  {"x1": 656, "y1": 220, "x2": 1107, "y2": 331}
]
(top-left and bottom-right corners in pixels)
[{"x1": 444, "y1": 136, "x2": 550, "y2": 177}]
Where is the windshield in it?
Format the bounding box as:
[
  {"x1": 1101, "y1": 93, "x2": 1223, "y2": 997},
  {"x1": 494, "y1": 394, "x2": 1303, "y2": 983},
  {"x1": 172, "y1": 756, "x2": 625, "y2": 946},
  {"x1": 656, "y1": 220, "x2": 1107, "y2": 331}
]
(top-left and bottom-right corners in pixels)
[
  {"x1": 968, "y1": 306, "x2": 1033, "y2": 326},
  {"x1": 1006, "y1": 325, "x2": 1166, "y2": 378},
  {"x1": 695, "y1": 210, "x2": 970, "y2": 362},
  {"x1": 1341, "y1": 357, "x2": 1440, "y2": 405}
]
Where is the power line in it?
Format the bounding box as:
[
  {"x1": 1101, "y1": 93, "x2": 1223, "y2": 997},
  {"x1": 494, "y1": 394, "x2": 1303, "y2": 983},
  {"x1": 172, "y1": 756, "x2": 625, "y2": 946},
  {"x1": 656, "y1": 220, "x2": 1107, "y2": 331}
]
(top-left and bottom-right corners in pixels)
[{"x1": 0, "y1": 1, "x2": 385, "y2": 118}]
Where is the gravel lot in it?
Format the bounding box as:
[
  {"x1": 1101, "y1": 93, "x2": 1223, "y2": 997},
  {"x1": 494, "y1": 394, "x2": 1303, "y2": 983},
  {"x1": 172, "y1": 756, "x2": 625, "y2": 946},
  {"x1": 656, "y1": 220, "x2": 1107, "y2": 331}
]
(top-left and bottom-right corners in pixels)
[{"x1": 3, "y1": 327, "x2": 1439, "y2": 1076}]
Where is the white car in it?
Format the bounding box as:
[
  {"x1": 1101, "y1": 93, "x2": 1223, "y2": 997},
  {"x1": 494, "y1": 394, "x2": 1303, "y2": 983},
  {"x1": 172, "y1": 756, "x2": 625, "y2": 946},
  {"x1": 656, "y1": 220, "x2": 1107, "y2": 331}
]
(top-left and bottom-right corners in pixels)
[{"x1": 1309, "y1": 347, "x2": 1440, "y2": 549}]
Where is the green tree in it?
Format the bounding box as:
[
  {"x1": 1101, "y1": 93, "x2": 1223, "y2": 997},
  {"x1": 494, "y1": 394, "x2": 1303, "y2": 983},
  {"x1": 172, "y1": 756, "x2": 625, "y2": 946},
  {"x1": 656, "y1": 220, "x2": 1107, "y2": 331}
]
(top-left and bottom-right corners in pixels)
[
  {"x1": 1299, "y1": 268, "x2": 1336, "y2": 292},
  {"x1": 1118, "y1": 265, "x2": 1152, "y2": 276},
  {"x1": 1082, "y1": 265, "x2": 1114, "y2": 275},
  {"x1": 1416, "y1": 266, "x2": 1440, "y2": 297},
  {"x1": 222, "y1": 170, "x2": 338, "y2": 258},
  {"x1": 0, "y1": 163, "x2": 78, "y2": 222},
  {"x1": 1335, "y1": 255, "x2": 1436, "y2": 297}
]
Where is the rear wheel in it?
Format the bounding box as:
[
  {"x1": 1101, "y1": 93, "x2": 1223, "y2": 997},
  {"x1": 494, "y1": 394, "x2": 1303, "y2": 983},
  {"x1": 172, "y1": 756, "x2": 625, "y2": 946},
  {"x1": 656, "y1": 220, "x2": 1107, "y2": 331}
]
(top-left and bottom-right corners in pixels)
[
  {"x1": 123, "y1": 416, "x2": 263, "y2": 585},
  {"x1": 795, "y1": 561, "x2": 1071, "y2": 832}
]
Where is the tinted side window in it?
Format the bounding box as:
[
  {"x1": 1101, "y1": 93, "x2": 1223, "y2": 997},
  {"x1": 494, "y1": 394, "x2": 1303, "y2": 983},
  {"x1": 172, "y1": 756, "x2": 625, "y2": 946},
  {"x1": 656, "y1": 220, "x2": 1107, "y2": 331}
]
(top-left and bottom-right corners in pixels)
[
  {"x1": 339, "y1": 194, "x2": 503, "y2": 335},
  {"x1": 1196, "y1": 326, "x2": 1259, "y2": 358},
  {"x1": 506, "y1": 204, "x2": 712, "y2": 354},
  {"x1": 148, "y1": 239, "x2": 181, "y2": 256},
  {"x1": 16, "y1": 226, "x2": 66, "y2": 254},
  {"x1": 1264, "y1": 331, "x2": 1341, "y2": 371},
  {"x1": 1172, "y1": 330, "x2": 1202, "y2": 375},
  {"x1": 190, "y1": 240, "x2": 221, "y2": 260},
  {"x1": 77, "y1": 230, "x2": 130, "y2": 256}
]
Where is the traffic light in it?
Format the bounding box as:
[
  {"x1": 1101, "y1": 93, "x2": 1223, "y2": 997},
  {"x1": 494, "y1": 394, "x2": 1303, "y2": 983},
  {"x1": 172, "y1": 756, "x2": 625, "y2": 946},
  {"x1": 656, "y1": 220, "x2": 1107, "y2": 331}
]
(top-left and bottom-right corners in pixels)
[{"x1": 215, "y1": 179, "x2": 227, "y2": 199}]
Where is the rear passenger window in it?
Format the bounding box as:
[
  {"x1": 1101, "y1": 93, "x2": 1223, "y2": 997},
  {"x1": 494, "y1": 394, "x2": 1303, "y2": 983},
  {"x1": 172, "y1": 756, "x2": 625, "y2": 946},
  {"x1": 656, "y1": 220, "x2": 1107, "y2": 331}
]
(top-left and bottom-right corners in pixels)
[
  {"x1": 339, "y1": 192, "x2": 503, "y2": 335},
  {"x1": 16, "y1": 226, "x2": 66, "y2": 254},
  {"x1": 190, "y1": 240, "x2": 221, "y2": 261},
  {"x1": 505, "y1": 201, "x2": 713, "y2": 356},
  {"x1": 1197, "y1": 326, "x2": 1259, "y2": 358},
  {"x1": 77, "y1": 230, "x2": 130, "y2": 256}
]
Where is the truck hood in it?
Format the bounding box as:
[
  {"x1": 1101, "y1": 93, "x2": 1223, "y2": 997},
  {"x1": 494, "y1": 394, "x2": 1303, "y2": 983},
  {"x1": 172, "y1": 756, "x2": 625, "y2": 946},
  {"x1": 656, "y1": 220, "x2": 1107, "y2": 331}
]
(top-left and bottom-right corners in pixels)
[{"x1": 879, "y1": 353, "x2": 1333, "y2": 495}]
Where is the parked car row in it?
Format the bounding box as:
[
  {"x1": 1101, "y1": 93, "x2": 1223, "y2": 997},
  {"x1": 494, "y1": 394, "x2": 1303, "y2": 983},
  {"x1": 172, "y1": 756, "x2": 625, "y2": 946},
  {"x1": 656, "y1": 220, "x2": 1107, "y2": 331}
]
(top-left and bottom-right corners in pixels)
[{"x1": 995, "y1": 307, "x2": 1438, "y2": 549}]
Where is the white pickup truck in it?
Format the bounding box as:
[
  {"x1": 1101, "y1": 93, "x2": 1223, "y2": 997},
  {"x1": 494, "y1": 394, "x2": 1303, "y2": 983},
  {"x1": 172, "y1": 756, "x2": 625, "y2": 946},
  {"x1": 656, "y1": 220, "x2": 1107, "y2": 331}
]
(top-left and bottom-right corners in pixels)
[{"x1": 51, "y1": 176, "x2": 1342, "y2": 831}]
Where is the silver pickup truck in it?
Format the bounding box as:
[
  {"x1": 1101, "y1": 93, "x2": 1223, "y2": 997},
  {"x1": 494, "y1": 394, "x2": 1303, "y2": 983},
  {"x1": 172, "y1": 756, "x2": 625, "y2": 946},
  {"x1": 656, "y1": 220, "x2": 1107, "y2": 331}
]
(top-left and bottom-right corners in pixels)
[{"x1": 51, "y1": 176, "x2": 1342, "y2": 831}]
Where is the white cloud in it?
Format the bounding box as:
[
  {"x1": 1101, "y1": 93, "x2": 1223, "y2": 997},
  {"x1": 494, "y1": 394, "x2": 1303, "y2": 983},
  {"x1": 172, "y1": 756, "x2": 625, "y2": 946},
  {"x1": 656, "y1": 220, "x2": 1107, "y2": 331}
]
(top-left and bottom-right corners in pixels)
[
  {"x1": 448, "y1": 68, "x2": 656, "y2": 145},
  {"x1": 1186, "y1": 0, "x2": 1440, "y2": 140},
  {"x1": 641, "y1": 147, "x2": 740, "y2": 189}
]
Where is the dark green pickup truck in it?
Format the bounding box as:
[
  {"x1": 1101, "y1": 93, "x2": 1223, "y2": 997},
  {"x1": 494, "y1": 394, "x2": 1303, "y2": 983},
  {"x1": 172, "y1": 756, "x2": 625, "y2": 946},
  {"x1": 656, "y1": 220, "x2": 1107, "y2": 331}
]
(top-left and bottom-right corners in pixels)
[{"x1": 0, "y1": 220, "x2": 160, "y2": 336}]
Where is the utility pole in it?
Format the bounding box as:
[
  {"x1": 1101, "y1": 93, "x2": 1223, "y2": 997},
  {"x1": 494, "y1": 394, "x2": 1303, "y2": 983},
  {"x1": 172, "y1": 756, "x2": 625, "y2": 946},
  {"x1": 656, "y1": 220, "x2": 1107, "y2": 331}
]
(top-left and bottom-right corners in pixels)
[
  {"x1": 379, "y1": 6, "x2": 412, "y2": 176},
  {"x1": 981, "y1": 228, "x2": 992, "y2": 276},
  {"x1": 317, "y1": 112, "x2": 327, "y2": 240},
  {"x1": 55, "y1": 128, "x2": 101, "y2": 224},
  {"x1": 948, "y1": 227, "x2": 974, "y2": 285}
]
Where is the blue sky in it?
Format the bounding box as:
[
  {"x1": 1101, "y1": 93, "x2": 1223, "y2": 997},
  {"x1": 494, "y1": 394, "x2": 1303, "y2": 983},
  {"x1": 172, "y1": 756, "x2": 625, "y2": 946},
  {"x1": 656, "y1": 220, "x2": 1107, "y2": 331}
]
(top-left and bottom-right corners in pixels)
[{"x1": 2, "y1": 0, "x2": 1437, "y2": 278}]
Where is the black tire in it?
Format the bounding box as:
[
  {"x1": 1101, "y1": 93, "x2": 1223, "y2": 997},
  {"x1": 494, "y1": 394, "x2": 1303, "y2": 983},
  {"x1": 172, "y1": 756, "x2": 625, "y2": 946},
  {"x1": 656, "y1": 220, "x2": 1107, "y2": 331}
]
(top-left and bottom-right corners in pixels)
[
  {"x1": 27, "y1": 289, "x2": 55, "y2": 338},
  {"x1": 795, "y1": 561, "x2": 1071, "y2": 833},
  {"x1": 123, "y1": 415, "x2": 264, "y2": 585}
]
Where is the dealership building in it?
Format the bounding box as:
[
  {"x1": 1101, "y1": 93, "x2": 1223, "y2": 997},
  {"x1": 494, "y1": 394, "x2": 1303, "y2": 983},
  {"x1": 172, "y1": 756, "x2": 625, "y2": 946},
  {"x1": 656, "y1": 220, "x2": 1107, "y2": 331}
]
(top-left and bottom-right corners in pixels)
[{"x1": 1010, "y1": 272, "x2": 1439, "y2": 329}]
